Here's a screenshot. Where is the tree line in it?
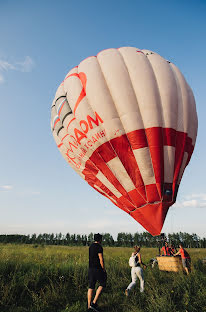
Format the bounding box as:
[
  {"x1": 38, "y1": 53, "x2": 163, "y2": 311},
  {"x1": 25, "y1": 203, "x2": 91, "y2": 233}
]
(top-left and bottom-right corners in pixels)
[{"x1": 0, "y1": 232, "x2": 205, "y2": 248}]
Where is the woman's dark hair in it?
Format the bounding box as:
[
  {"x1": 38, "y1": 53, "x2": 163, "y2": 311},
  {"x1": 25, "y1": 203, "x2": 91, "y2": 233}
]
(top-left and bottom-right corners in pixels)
[{"x1": 94, "y1": 233, "x2": 102, "y2": 242}]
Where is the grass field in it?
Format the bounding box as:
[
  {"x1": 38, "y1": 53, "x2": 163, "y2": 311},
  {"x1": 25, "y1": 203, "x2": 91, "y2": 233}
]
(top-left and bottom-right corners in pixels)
[{"x1": 0, "y1": 244, "x2": 205, "y2": 312}]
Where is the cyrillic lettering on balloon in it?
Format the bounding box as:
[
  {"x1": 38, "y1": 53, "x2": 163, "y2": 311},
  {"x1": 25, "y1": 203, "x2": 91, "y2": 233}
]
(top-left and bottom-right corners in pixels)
[
  {"x1": 87, "y1": 112, "x2": 103, "y2": 129},
  {"x1": 74, "y1": 128, "x2": 87, "y2": 144}
]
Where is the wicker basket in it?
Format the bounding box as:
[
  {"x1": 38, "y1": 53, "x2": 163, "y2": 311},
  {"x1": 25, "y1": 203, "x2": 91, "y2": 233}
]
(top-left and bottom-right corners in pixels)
[{"x1": 156, "y1": 256, "x2": 183, "y2": 272}]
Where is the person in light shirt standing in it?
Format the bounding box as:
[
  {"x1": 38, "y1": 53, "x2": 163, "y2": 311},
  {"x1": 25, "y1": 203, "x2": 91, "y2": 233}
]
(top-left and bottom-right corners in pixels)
[
  {"x1": 125, "y1": 246, "x2": 146, "y2": 296},
  {"x1": 174, "y1": 243, "x2": 191, "y2": 275}
]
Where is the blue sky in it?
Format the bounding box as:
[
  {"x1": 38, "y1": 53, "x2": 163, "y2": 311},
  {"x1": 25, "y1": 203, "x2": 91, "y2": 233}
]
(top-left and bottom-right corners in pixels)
[{"x1": 0, "y1": 0, "x2": 206, "y2": 238}]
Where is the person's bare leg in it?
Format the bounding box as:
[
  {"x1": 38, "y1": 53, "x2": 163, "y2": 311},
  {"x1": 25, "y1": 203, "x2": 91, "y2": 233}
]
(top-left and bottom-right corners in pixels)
[
  {"x1": 87, "y1": 288, "x2": 94, "y2": 308},
  {"x1": 93, "y1": 286, "x2": 103, "y2": 304},
  {"x1": 185, "y1": 267, "x2": 189, "y2": 275}
]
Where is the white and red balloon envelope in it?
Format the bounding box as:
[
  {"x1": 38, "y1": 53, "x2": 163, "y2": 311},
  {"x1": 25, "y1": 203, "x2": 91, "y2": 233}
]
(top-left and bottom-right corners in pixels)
[{"x1": 51, "y1": 47, "x2": 198, "y2": 235}]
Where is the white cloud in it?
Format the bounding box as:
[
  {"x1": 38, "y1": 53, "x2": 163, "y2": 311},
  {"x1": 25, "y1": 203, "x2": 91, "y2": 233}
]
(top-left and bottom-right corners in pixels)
[
  {"x1": 16, "y1": 189, "x2": 40, "y2": 197},
  {"x1": 31, "y1": 191, "x2": 41, "y2": 195},
  {"x1": 174, "y1": 193, "x2": 206, "y2": 209},
  {"x1": 188, "y1": 193, "x2": 206, "y2": 201},
  {"x1": 16, "y1": 56, "x2": 35, "y2": 72},
  {"x1": 0, "y1": 56, "x2": 35, "y2": 83},
  {"x1": 0, "y1": 73, "x2": 4, "y2": 83},
  {"x1": 0, "y1": 60, "x2": 15, "y2": 71},
  {"x1": 200, "y1": 202, "x2": 206, "y2": 208},
  {"x1": 1, "y1": 185, "x2": 13, "y2": 190},
  {"x1": 182, "y1": 199, "x2": 198, "y2": 207}
]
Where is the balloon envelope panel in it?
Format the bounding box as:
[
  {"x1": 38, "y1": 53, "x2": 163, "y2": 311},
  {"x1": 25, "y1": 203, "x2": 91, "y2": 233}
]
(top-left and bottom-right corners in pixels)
[{"x1": 51, "y1": 47, "x2": 198, "y2": 235}]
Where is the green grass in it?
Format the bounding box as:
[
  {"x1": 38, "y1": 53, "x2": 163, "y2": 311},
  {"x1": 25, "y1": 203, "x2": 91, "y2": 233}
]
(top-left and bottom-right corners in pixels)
[{"x1": 0, "y1": 244, "x2": 205, "y2": 312}]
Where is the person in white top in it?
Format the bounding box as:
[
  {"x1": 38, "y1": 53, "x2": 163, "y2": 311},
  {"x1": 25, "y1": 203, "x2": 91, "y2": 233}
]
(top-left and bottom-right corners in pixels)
[{"x1": 125, "y1": 246, "x2": 146, "y2": 295}]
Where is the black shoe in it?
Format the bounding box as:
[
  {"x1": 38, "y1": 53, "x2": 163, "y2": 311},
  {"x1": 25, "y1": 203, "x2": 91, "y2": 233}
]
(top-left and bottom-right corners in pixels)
[{"x1": 90, "y1": 302, "x2": 100, "y2": 312}]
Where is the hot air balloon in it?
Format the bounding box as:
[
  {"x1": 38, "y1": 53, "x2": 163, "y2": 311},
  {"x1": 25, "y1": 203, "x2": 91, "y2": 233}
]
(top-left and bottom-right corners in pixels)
[{"x1": 51, "y1": 47, "x2": 198, "y2": 236}]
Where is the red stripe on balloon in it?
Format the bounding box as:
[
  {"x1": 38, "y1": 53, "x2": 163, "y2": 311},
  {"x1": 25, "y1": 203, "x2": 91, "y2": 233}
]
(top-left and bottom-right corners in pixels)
[
  {"x1": 83, "y1": 166, "x2": 129, "y2": 213},
  {"x1": 54, "y1": 118, "x2": 60, "y2": 128},
  {"x1": 173, "y1": 132, "x2": 187, "y2": 187},
  {"x1": 58, "y1": 101, "x2": 65, "y2": 116},
  {"x1": 185, "y1": 137, "x2": 193, "y2": 153},
  {"x1": 127, "y1": 129, "x2": 148, "y2": 149},
  {"x1": 83, "y1": 147, "x2": 138, "y2": 207},
  {"x1": 94, "y1": 137, "x2": 147, "y2": 203},
  {"x1": 110, "y1": 135, "x2": 144, "y2": 187},
  {"x1": 73, "y1": 72, "x2": 87, "y2": 115},
  {"x1": 127, "y1": 128, "x2": 194, "y2": 150},
  {"x1": 83, "y1": 159, "x2": 99, "y2": 176},
  {"x1": 95, "y1": 141, "x2": 116, "y2": 163},
  {"x1": 73, "y1": 88, "x2": 86, "y2": 115},
  {"x1": 118, "y1": 195, "x2": 138, "y2": 212},
  {"x1": 185, "y1": 137, "x2": 194, "y2": 165},
  {"x1": 125, "y1": 188, "x2": 147, "y2": 207},
  {"x1": 145, "y1": 127, "x2": 164, "y2": 198},
  {"x1": 87, "y1": 177, "x2": 121, "y2": 207},
  {"x1": 145, "y1": 184, "x2": 161, "y2": 202},
  {"x1": 89, "y1": 151, "x2": 136, "y2": 206},
  {"x1": 67, "y1": 117, "x2": 76, "y2": 130},
  {"x1": 64, "y1": 73, "x2": 79, "y2": 81},
  {"x1": 64, "y1": 72, "x2": 87, "y2": 116},
  {"x1": 110, "y1": 135, "x2": 146, "y2": 201},
  {"x1": 136, "y1": 50, "x2": 144, "y2": 54},
  {"x1": 81, "y1": 128, "x2": 194, "y2": 222},
  {"x1": 163, "y1": 128, "x2": 176, "y2": 146}
]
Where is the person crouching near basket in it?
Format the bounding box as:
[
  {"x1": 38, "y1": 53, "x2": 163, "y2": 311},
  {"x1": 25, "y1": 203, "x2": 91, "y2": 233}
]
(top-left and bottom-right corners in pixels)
[{"x1": 125, "y1": 246, "x2": 146, "y2": 296}]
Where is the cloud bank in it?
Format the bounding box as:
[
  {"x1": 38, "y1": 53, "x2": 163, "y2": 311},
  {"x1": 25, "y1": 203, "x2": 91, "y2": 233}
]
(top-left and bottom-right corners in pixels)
[
  {"x1": 174, "y1": 193, "x2": 206, "y2": 209},
  {"x1": 0, "y1": 185, "x2": 13, "y2": 190}
]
